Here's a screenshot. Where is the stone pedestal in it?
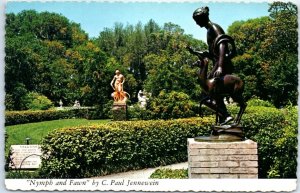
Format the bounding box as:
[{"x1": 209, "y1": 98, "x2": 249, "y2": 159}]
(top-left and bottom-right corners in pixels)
[
  {"x1": 112, "y1": 102, "x2": 127, "y2": 121},
  {"x1": 188, "y1": 138, "x2": 258, "y2": 178}
]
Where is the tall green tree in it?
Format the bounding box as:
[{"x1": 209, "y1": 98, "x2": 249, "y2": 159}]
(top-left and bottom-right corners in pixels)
[
  {"x1": 228, "y1": 17, "x2": 269, "y2": 100},
  {"x1": 228, "y1": 2, "x2": 297, "y2": 106},
  {"x1": 260, "y1": 2, "x2": 298, "y2": 106},
  {"x1": 5, "y1": 10, "x2": 111, "y2": 109}
]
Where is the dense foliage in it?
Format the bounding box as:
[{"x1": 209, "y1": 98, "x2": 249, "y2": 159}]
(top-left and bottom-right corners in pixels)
[
  {"x1": 5, "y1": 10, "x2": 116, "y2": 112},
  {"x1": 39, "y1": 117, "x2": 212, "y2": 178},
  {"x1": 243, "y1": 106, "x2": 297, "y2": 178},
  {"x1": 145, "y1": 90, "x2": 197, "y2": 119},
  {"x1": 6, "y1": 2, "x2": 297, "y2": 111},
  {"x1": 39, "y1": 105, "x2": 297, "y2": 178},
  {"x1": 228, "y1": 2, "x2": 298, "y2": 107},
  {"x1": 5, "y1": 108, "x2": 97, "y2": 126}
]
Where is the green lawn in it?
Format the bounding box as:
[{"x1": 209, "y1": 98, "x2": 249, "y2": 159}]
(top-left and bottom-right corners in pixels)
[{"x1": 5, "y1": 119, "x2": 110, "y2": 150}]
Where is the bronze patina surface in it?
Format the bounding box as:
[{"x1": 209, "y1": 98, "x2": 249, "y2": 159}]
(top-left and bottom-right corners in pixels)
[
  {"x1": 189, "y1": 6, "x2": 247, "y2": 140},
  {"x1": 195, "y1": 124, "x2": 245, "y2": 142}
]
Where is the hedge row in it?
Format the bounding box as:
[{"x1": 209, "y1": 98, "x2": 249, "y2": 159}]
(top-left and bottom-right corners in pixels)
[
  {"x1": 39, "y1": 117, "x2": 213, "y2": 178},
  {"x1": 242, "y1": 106, "x2": 297, "y2": 178},
  {"x1": 39, "y1": 106, "x2": 297, "y2": 178},
  {"x1": 5, "y1": 108, "x2": 97, "y2": 126}
]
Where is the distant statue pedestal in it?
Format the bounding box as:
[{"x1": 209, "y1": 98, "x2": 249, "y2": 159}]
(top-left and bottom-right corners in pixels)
[{"x1": 112, "y1": 101, "x2": 127, "y2": 121}]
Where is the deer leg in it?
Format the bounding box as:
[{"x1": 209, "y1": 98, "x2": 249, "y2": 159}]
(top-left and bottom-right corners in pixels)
[
  {"x1": 235, "y1": 102, "x2": 247, "y2": 125},
  {"x1": 199, "y1": 96, "x2": 210, "y2": 117},
  {"x1": 202, "y1": 98, "x2": 225, "y2": 118},
  {"x1": 215, "y1": 100, "x2": 219, "y2": 125},
  {"x1": 232, "y1": 94, "x2": 247, "y2": 125},
  {"x1": 215, "y1": 97, "x2": 233, "y2": 125}
]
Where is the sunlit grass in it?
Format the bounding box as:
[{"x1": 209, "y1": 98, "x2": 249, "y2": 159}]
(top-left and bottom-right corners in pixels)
[{"x1": 5, "y1": 119, "x2": 110, "y2": 149}]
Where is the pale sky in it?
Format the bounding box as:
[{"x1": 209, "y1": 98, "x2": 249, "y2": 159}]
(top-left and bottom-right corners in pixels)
[{"x1": 5, "y1": 1, "x2": 270, "y2": 42}]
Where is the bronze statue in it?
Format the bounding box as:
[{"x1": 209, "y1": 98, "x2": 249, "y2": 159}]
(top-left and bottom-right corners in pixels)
[{"x1": 188, "y1": 6, "x2": 247, "y2": 141}]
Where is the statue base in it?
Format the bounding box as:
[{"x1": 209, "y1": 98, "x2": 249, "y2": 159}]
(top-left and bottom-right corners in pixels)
[
  {"x1": 188, "y1": 138, "x2": 258, "y2": 179},
  {"x1": 195, "y1": 124, "x2": 244, "y2": 142},
  {"x1": 112, "y1": 102, "x2": 127, "y2": 121}
]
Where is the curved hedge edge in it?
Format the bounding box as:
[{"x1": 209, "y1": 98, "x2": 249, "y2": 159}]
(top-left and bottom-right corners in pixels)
[
  {"x1": 5, "y1": 108, "x2": 97, "y2": 126},
  {"x1": 39, "y1": 117, "x2": 213, "y2": 178},
  {"x1": 38, "y1": 106, "x2": 297, "y2": 179}
]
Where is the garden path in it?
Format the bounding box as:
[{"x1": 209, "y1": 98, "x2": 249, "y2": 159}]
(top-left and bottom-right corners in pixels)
[{"x1": 92, "y1": 162, "x2": 188, "y2": 179}]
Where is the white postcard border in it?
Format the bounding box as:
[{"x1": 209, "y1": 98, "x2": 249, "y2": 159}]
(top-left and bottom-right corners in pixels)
[
  {"x1": 5, "y1": 179, "x2": 298, "y2": 191},
  {"x1": 1, "y1": 0, "x2": 299, "y2": 192}
]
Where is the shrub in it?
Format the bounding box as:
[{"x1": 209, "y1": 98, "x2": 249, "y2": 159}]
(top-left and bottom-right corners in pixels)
[
  {"x1": 23, "y1": 92, "x2": 54, "y2": 110},
  {"x1": 247, "y1": 97, "x2": 275, "y2": 107},
  {"x1": 39, "y1": 117, "x2": 213, "y2": 178},
  {"x1": 5, "y1": 108, "x2": 97, "y2": 126},
  {"x1": 150, "y1": 168, "x2": 188, "y2": 179},
  {"x1": 146, "y1": 90, "x2": 197, "y2": 119},
  {"x1": 264, "y1": 105, "x2": 297, "y2": 178},
  {"x1": 242, "y1": 106, "x2": 297, "y2": 178},
  {"x1": 127, "y1": 104, "x2": 152, "y2": 120},
  {"x1": 5, "y1": 94, "x2": 15, "y2": 111},
  {"x1": 6, "y1": 171, "x2": 39, "y2": 179},
  {"x1": 5, "y1": 110, "x2": 67, "y2": 126},
  {"x1": 38, "y1": 106, "x2": 297, "y2": 179}
]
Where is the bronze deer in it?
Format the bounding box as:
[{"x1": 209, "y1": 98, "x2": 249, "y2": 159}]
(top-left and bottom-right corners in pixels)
[{"x1": 195, "y1": 58, "x2": 247, "y2": 125}]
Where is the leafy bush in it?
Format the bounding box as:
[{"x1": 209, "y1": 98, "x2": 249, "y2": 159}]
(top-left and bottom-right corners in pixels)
[
  {"x1": 39, "y1": 117, "x2": 212, "y2": 178},
  {"x1": 242, "y1": 106, "x2": 297, "y2": 178},
  {"x1": 146, "y1": 90, "x2": 197, "y2": 119},
  {"x1": 5, "y1": 110, "x2": 67, "y2": 126},
  {"x1": 5, "y1": 108, "x2": 98, "y2": 126},
  {"x1": 6, "y1": 171, "x2": 39, "y2": 179},
  {"x1": 127, "y1": 104, "x2": 152, "y2": 120},
  {"x1": 35, "y1": 105, "x2": 297, "y2": 179},
  {"x1": 23, "y1": 92, "x2": 54, "y2": 110},
  {"x1": 5, "y1": 94, "x2": 15, "y2": 111},
  {"x1": 247, "y1": 97, "x2": 275, "y2": 107},
  {"x1": 150, "y1": 168, "x2": 188, "y2": 179}
]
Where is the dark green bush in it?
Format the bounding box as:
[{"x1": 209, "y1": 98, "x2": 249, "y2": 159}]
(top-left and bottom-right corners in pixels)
[
  {"x1": 242, "y1": 106, "x2": 297, "y2": 178},
  {"x1": 247, "y1": 97, "x2": 275, "y2": 107},
  {"x1": 6, "y1": 171, "x2": 39, "y2": 179},
  {"x1": 145, "y1": 90, "x2": 197, "y2": 119},
  {"x1": 5, "y1": 108, "x2": 97, "y2": 126},
  {"x1": 150, "y1": 168, "x2": 188, "y2": 179},
  {"x1": 5, "y1": 110, "x2": 67, "y2": 126},
  {"x1": 38, "y1": 106, "x2": 297, "y2": 179},
  {"x1": 5, "y1": 94, "x2": 15, "y2": 111},
  {"x1": 127, "y1": 104, "x2": 152, "y2": 120},
  {"x1": 39, "y1": 117, "x2": 212, "y2": 178}
]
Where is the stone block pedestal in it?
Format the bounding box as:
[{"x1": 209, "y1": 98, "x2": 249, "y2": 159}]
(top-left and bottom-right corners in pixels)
[
  {"x1": 188, "y1": 138, "x2": 258, "y2": 179},
  {"x1": 112, "y1": 102, "x2": 127, "y2": 121}
]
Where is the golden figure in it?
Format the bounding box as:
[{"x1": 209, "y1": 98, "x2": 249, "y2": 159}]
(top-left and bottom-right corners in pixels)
[{"x1": 110, "y1": 70, "x2": 129, "y2": 102}]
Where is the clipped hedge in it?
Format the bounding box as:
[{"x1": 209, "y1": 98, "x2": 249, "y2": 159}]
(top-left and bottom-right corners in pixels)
[
  {"x1": 39, "y1": 117, "x2": 213, "y2": 178},
  {"x1": 5, "y1": 108, "x2": 97, "y2": 126},
  {"x1": 39, "y1": 106, "x2": 297, "y2": 179},
  {"x1": 242, "y1": 106, "x2": 297, "y2": 178},
  {"x1": 5, "y1": 110, "x2": 68, "y2": 126}
]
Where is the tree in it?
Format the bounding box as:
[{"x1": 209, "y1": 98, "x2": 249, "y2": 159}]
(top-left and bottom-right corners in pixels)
[
  {"x1": 260, "y1": 2, "x2": 298, "y2": 106},
  {"x1": 228, "y1": 2, "x2": 298, "y2": 106},
  {"x1": 5, "y1": 10, "x2": 106, "y2": 109},
  {"x1": 228, "y1": 17, "x2": 269, "y2": 100}
]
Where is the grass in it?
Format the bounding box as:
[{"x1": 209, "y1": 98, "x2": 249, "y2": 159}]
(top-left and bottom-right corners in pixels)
[
  {"x1": 149, "y1": 168, "x2": 188, "y2": 179},
  {"x1": 5, "y1": 119, "x2": 110, "y2": 152}
]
